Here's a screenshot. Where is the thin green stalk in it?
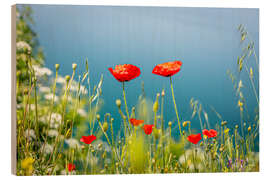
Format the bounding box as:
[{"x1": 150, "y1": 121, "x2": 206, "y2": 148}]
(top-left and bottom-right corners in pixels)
[
  {"x1": 161, "y1": 90, "x2": 165, "y2": 169},
  {"x1": 170, "y1": 76, "x2": 182, "y2": 135},
  {"x1": 122, "y1": 82, "x2": 130, "y2": 125},
  {"x1": 40, "y1": 69, "x2": 58, "y2": 155}
]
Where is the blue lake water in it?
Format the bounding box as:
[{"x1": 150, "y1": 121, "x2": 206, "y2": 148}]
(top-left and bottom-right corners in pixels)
[{"x1": 21, "y1": 5, "x2": 259, "y2": 139}]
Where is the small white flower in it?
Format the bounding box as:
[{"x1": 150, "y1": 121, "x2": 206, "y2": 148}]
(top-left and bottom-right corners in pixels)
[
  {"x1": 44, "y1": 93, "x2": 59, "y2": 102},
  {"x1": 24, "y1": 129, "x2": 36, "y2": 141},
  {"x1": 65, "y1": 138, "x2": 80, "y2": 149},
  {"x1": 32, "y1": 65, "x2": 52, "y2": 77},
  {"x1": 16, "y1": 41, "x2": 32, "y2": 52},
  {"x1": 77, "y1": 108, "x2": 87, "y2": 117},
  {"x1": 56, "y1": 76, "x2": 66, "y2": 84},
  {"x1": 44, "y1": 143, "x2": 53, "y2": 154},
  {"x1": 48, "y1": 129, "x2": 59, "y2": 137},
  {"x1": 50, "y1": 113, "x2": 62, "y2": 129},
  {"x1": 30, "y1": 104, "x2": 35, "y2": 111},
  {"x1": 39, "y1": 86, "x2": 50, "y2": 93},
  {"x1": 39, "y1": 116, "x2": 47, "y2": 124}
]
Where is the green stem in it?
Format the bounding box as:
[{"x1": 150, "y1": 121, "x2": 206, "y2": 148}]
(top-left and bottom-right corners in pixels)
[
  {"x1": 122, "y1": 82, "x2": 130, "y2": 120},
  {"x1": 170, "y1": 77, "x2": 182, "y2": 136}
]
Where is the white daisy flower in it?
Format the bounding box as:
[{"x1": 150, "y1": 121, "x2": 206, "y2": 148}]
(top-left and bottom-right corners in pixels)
[
  {"x1": 24, "y1": 129, "x2": 36, "y2": 141},
  {"x1": 16, "y1": 41, "x2": 32, "y2": 52},
  {"x1": 48, "y1": 129, "x2": 59, "y2": 137},
  {"x1": 39, "y1": 86, "x2": 51, "y2": 93},
  {"x1": 77, "y1": 108, "x2": 87, "y2": 117},
  {"x1": 65, "y1": 138, "x2": 80, "y2": 149},
  {"x1": 44, "y1": 93, "x2": 59, "y2": 102}
]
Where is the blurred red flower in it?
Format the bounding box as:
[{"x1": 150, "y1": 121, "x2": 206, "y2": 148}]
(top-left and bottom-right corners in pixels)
[
  {"x1": 202, "y1": 129, "x2": 218, "y2": 138},
  {"x1": 67, "y1": 163, "x2": 75, "y2": 172},
  {"x1": 143, "y1": 124, "x2": 154, "y2": 135},
  {"x1": 80, "y1": 135, "x2": 96, "y2": 144},
  {"x1": 108, "y1": 64, "x2": 141, "y2": 82},
  {"x1": 130, "y1": 118, "x2": 144, "y2": 126},
  {"x1": 152, "y1": 61, "x2": 182, "y2": 77},
  {"x1": 187, "y1": 133, "x2": 202, "y2": 144}
]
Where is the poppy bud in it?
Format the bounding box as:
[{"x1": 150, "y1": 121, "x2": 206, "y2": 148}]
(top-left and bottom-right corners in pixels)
[
  {"x1": 235, "y1": 125, "x2": 239, "y2": 129},
  {"x1": 104, "y1": 164, "x2": 108, "y2": 169},
  {"x1": 96, "y1": 114, "x2": 100, "y2": 121},
  {"x1": 182, "y1": 131, "x2": 185, "y2": 136},
  {"x1": 111, "y1": 118, "x2": 114, "y2": 122},
  {"x1": 153, "y1": 101, "x2": 158, "y2": 112},
  {"x1": 115, "y1": 162, "x2": 119, "y2": 167},
  {"x1": 248, "y1": 126, "x2": 251, "y2": 132},
  {"x1": 221, "y1": 121, "x2": 227, "y2": 126},
  {"x1": 72, "y1": 63, "x2": 77, "y2": 70},
  {"x1": 65, "y1": 75, "x2": 71, "y2": 82},
  {"x1": 102, "y1": 122, "x2": 108, "y2": 132},
  {"x1": 182, "y1": 121, "x2": 189, "y2": 127},
  {"x1": 118, "y1": 140, "x2": 121, "y2": 145},
  {"x1": 168, "y1": 121, "x2": 172, "y2": 127},
  {"x1": 161, "y1": 89, "x2": 165, "y2": 97},
  {"x1": 98, "y1": 143, "x2": 103, "y2": 149},
  {"x1": 200, "y1": 142, "x2": 203, "y2": 146},
  {"x1": 91, "y1": 149, "x2": 95, "y2": 153},
  {"x1": 116, "y1": 99, "x2": 121, "y2": 108},
  {"x1": 55, "y1": 64, "x2": 60, "y2": 71}
]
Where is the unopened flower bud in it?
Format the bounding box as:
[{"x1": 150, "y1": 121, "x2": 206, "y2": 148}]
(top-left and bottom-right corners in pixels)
[
  {"x1": 65, "y1": 75, "x2": 70, "y2": 82},
  {"x1": 102, "y1": 122, "x2": 108, "y2": 132},
  {"x1": 161, "y1": 89, "x2": 165, "y2": 97},
  {"x1": 55, "y1": 64, "x2": 60, "y2": 71},
  {"x1": 96, "y1": 114, "x2": 100, "y2": 121},
  {"x1": 168, "y1": 121, "x2": 172, "y2": 127},
  {"x1": 248, "y1": 126, "x2": 251, "y2": 132},
  {"x1": 153, "y1": 101, "x2": 158, "y2": 112},
  {"x1": 116, "y1": 99, "x2": 121, "y2": 108},
  {"x1": 182, "y1": 121, "x2": 189, "y2": 127},
  {"x1": 221, "y1": 121, "x2": 227, "y2": 126},
  {"x1": 72, "y1": 63, "x2": 77, "y2": 70},
  {"x1": 235, "y1": 125, "x2": 239, "y2": 129}
]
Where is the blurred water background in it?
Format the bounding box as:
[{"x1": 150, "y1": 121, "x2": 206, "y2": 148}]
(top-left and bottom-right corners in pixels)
[{"x1": 22, "y1": 5, "x2": 259, "y2": 141}]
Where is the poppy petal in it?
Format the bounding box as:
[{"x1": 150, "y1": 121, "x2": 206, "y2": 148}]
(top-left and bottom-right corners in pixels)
[
  {"x1": 187, "y1": 133, "x2": 202, "y2": 144},
  {"x1": 80, "y1": 135, "x2": 96, "y2": 144},
  {"x1": 152, "y1": 61, "x2": 182, "y2": 77}
]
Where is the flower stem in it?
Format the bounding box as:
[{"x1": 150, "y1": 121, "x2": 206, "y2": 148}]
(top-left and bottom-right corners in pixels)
[
  {"x1": 169, "y1": 76, "x2": 182, "y2": 136},
  {"x1": 122, "y1": 82, "x2": 130, "y2": 131}
]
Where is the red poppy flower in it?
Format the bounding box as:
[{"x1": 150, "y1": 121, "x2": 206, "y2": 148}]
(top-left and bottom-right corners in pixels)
[
  {"x1": 80, "y1": 135, "x2": 96, "y2": 144},
  {"x1": 67, "y1": 163, "x2": 75, "y2": 172},
  {"x1": 108, "y1": 64, "x2": 141, "y2": 82},
  {"x1": 187, "y1": 133, "x2": 202, "y2": 144},
  {"x1": 130, "y1": 118, "x2": 144, "y2": 126},
  {"x1": 203, "y1": 129, "x2": 218, "y2": 138},
  {"x1": 143, "y1": 124, "x2": 154, "y2": 135},
  {"x1": 152, "y1": 61, "x2": 182, "y2": 77}
]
